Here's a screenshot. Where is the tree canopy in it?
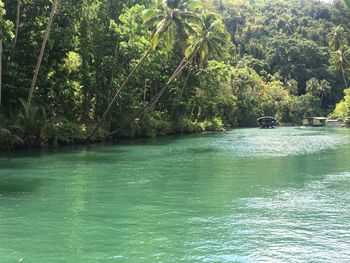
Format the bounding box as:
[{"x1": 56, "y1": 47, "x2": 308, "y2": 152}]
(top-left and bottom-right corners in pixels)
[{"x1": 0, "y1": 0, "x2": 350, "y2": 150}]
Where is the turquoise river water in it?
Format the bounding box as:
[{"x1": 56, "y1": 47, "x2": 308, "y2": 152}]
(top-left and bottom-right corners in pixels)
[{"x1": 1, "y1": 127, "x2": 350, "y2": 263}]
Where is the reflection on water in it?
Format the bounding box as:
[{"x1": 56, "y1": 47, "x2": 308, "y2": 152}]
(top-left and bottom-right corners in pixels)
[{"x1": 0, "y1": 127, "x2": 350, "y2": 263}]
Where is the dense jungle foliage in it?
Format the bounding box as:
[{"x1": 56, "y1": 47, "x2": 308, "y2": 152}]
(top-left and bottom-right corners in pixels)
[{"x1": 0, "y1": 0, "x2": 349, "y2": 150}]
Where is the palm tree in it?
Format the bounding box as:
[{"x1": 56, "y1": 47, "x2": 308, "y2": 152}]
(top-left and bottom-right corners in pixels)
[
  {"x1": 107, "y1": 11, "x2": 230, "y2": 137},
  {"x1": 328, "y1": 26, "x2": 346, "y2": 52},
  {"x1": 147, "y1": 11, "x2": 231, "y2": 109},
  {"x1": 143, "y1": 0, "x2": 201, "y2": 49},
  {"x1": 318, "y1": 80, "x2": 332, "y2": 107},
  {"x1": 27, "y1": 0, "x2": 58, "y2": 106},
  {"x1": 328, "y1": 26, "x2": 349, "y2": 89},
  {"x1": 88, "y1": 0, "x2": 201, "y2": 139},
  {"x1": 306, "y1": 78, "x2": 320, "y2": 96},
  {"x1": 306, "y1": 78, "x2": 332, "y2": 107},
  {"x1": 330, "y1": 47, "x2": 350, "y2": 88}
]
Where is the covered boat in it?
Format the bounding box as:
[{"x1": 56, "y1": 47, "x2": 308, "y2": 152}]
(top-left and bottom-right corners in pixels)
[
  {"x1": 303, "y1": 117, "x2": 327, "y2": 127},
  {"x1": 257, "y1": 116, "x2": 277, "y2": 128},
  {"x1": 326, "y1": 119, "x2": 342, "y2": 127}
]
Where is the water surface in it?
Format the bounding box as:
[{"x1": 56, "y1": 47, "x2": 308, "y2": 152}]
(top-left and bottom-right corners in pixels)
[{"x1": 1, "y1": 127, "x2": 350, "y2": 262}]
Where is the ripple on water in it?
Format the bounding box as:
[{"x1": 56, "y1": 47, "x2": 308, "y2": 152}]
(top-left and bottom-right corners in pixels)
[
  {"x1": 1, "y1": 127, "x2": 350, "y2": 263},
  {"x1": 239, "y1": 171, "x2": 350, "y2": 262},
  {"x1": 212, "y1": 128, "x2": 350, "y2": 158}
]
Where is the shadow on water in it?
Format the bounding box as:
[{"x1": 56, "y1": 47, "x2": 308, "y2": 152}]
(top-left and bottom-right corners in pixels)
[
  {"x1": 0, "y1": 177, "x2": 43, "y2": 196},
  {"x1": 188, "y1": 146, "x2": 219, "y2": 154},
  {"x1": 0, "y1": 133, "x2": 186, "y2": 159}
]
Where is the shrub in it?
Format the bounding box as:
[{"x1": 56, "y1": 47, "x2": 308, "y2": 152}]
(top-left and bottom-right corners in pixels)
[
  {"x1": 54, "y1": 120, "x2": 84, "y2": 144},
  {"x1": 140, "y1": 112, "x2": 172, "y2": 137},
  {"x1": 173, "y1": 118, "x2": 205, "y2": 134}
]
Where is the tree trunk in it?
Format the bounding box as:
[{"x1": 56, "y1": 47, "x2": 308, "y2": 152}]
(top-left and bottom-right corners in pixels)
[
  {"x1": 0, "y1": 30, "x2": 2, "y2": 107},
  {"x1": 6, "y1": 0, "x2": 21, "y2": 64},
  {"x1": 171, "y1": 69, "x2": 190, "y2": 117},
  {"x1": 196, "y1": 106, "x2": 202, "y2": 122},
  {"x1": 147, "y1": 56, "x2": 193, "y2": 109},
  {"x1": 106, "y1": 56, "x2": 194, "y2": 137},
  {"x1": 190, "y1": 101, "x2": 196, "y2": 118},
  {"x1": 27, "y1": 0, "x2": 58, "y2": 106},
  {"x1": 89, "y1": 33, "x2": 197, "y2": 139},
  {"x1": 320, "y1": 92, "x2": 324, "y2": 108},
  {"x1": 179, "y1": 70, "x2": 190, "y2": 101},
  {"x1": 87, "y1": 47, "x2": 152, "y2": 139},
  {"x1": 341, "y1": 65, "x2": 348, "y2": 89},
  {"x1": 12, "y1": 0, "x2": 21, "y2": 51},
  {"x1": 143, "y1": 79, "x2": 150, "y2": 104}
]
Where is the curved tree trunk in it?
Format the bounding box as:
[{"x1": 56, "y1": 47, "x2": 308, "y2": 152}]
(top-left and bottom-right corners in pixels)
[
  {"x1": 87, "y1": 47, "x2": 152, "y2": 139},
  {"x1": 179, "y1": 70, "x2": 190, "y2": 101},
  {"x1": 107, "y1": 56, "x2": 194, "y2": 137},
  {"x1": 147, "y1": 56, "x2": 194, "y2": 109},
  {"x1": 171, "y1": 69, "x2": 190, "y2": 117},
  {"x1": 27, "y1": 0, "x2": 58, "y2": 106}
]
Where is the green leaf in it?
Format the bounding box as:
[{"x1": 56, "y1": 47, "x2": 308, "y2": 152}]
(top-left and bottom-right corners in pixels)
[
  {"x1": 187, "y1": 0, "x2": 203, "y2": 11},
  {"x1": 152, "y1": 31, "x2": 160, "y2": 50},
  {"x1": 142, "y1": 9, "x2": 163, "y2": 23}
]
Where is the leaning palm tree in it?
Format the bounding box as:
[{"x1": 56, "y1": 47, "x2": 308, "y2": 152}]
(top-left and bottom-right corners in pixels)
[
  {"x1": 107, "y1": 11, "x2": 230, "y2": 137},
  {"x1": 143, "y1": 0, "x2": 201, "y2": 51},
  {"x1": 88, "y1": 0, "x2": 201, "y2": 139},
  {"x1": 147, "y1": 11, "x2": 231, "y2": 109}
]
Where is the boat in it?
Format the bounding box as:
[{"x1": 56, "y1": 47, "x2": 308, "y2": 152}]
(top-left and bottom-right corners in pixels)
[
  {"x1": 326, "y1": 119, "x2": 342, "y2": 127},
  {"x1": 303, "y1": 117, "x2": 327, "y2": 127},
  {"x1": 257, "y1": 116, "x2": 277, "y2": 128}
]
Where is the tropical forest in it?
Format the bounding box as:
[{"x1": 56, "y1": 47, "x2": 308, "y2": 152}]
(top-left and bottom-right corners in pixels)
[{"x1": 0, "y1": 0, "x2": 349, "y2": 150}]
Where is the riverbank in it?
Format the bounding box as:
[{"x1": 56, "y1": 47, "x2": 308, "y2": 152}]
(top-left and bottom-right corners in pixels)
[
  {"x1": 0, "y1": 117, "x2": 227, "y2": 152},
  {"x1": 2, "y1": 115, "x2": 349, "y2": 152}
]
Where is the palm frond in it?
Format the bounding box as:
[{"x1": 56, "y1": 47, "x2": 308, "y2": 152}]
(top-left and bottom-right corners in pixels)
[
  {"x1": 186, "y1": 0, "x2": 203, "y2": 11},
  {"x1": 142, "y1": 9, "x2": 163, "y2": 23}
]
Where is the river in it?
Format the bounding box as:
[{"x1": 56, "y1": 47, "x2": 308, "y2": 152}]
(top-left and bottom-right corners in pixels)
[{"x1": 1, "y1": 127, "x2": 350, "y2": 262}]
